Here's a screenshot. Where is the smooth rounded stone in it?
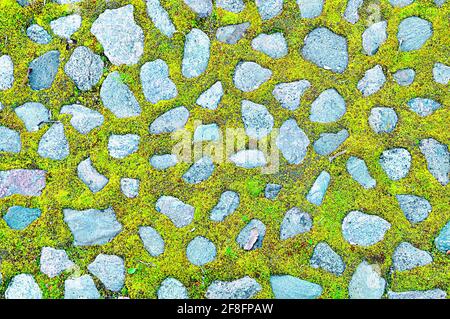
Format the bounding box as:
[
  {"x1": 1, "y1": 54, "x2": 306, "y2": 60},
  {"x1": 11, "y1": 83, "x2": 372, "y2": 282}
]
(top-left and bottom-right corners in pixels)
[
  {"x1": 273, "y1": 80, "x2": 310, "y2": 111},
  {"x1": 433, "y1": 62, "x2": 450, "y2": 84},
  {"x1": 108, "y1": 134, "x2": 140, "y2": 159},
  {"x1": 233, "y1": 61, "x2": 272, "y2": 92},
  {"x1": 217, "y1": 0, "x2": 245, "y2": 13},
  {"x1": 309, "y1": 88, "x2": 346, "y2": 123},
  {"x1": 368, "y1": 107, "x2": 398, "y2": 134},
  {"x1": 306, "y1": 171, "x2": 331, "y2": 206},
  {"x1": 206, "y1": 276, "x2": 261, "y2": 299},
  {"x1": 141, "y1": 59, "x2": 177, "y2": 103},
  {"x1": 310, "y1": 242, "x2": 345, "y2": 276},
  {"x1": 139, "y1": 226, "x2": 165, "y2": 257},
  {"x1": 100, "y1": 71, "x2": 141, "y2": 118},
  {"x1": 150, "y1": 154, "x2": 178, "y2": 170},
  {"x1": 346, "y1": 156, "x2": 376, "y2": 189},
  {"x1": 435, "y1": 221, "x2": 450, "y2": 253},
  {"x1": 91, "y1": 5, "x2": 144, "y2": 65},
  {"x1": 229, "y1": 149, "x2": 267, "y2": 168},
  {"x1": 15, "y1": 102, "x2": 50, "y2": 132},
  {"x1": 397, "y1": 17, "x2": 433, "y2": 52},
  {"x1": 393, "y1": 242, "x2": 432, "y2": 271},
  {"x1": 5, "y1": 274, "x2": 42, "y2": 299},
  {"x1": 255, "y1": 0, "x2": 283, "y2": 20},
  {"x1": 362, "y1": 21, "x2": 387, "y2": 56},
  {"x1": 27, "y1": 24, "x2": 52, "y2": 44},
  {"x1": 419, "y1": 138, "x2": 449, "y2": 186},
  {"x1": 265, "y1": 183, "x2": 282, "y2": 200},
  {"x1": 182, "y1": 156, "x2": 215, "y2": 184},
  {"x1": 251, "y1": 32, "x2": 288, "y2": 59},
  {"x1": 64, "y1": 275, "x2": 100, "y2": 299},
  {"x1": 241, "y1": 100, "x2": 274, "y2": 140},
  {"x1": 64, "y1": 46, "x2": 103, "y2": 91},
  {"x1": 349, "y1": 261, "x2": 385, "y2": 299},
  {"x1": 194, "y1": 123, "x2": 220, "y2": 142},
  {"x1": 186, "y1": 236, "x2": 216, "y2": 266},
  {"x1": 280, "y1": 207, "x2": 312, "y2": 240},
  {"x1": 357, "y1": 65, "x2": 386, "y2": 96},
  {"x1": 28, "y1": 50, "x2": 60, "y2": 90},
  {"x1": 389, "y1": 0, "x2": 415, "y2": 7},
  {"x1": 342, "y1": 211, "x2": 391, "y2": 246},
  {"x1": 63, "y1": 207, "x2": 122, "y2": 246},
  {"x1": 396, "y1": 194, "x2": 431, "y2": 223},
  {"x1": 60, "y1": 104, "x2": 104, "y2": 134},
  {"x1": 343, "y1": 0, "x2": 363, "y2": 24},
  {"x1": 302, "y1": 27, "x2": 348, "y2": 73},
  {"x1": 393, "y1": 68, "x2": 415, "y2": 86},
  {"x1": 0, "y1": 55, "x2": 14, "y2": 90},
  {"x1": 145, "y1": 0, "x2": 176, "y2": 38},
  {"x1": 3, "y1": 206, "x2": 41, "y2": 230},
  {"x1": 40, "y1": 247, "x2": 75, "y2": 278},
  {"x1": 88, "y1": 254, "x2": 125, "y2": 292},
  {"x1": 150, "y1": 106, "x2": 189, "y2": 134},
  {"x1": 50, "y1": 14, "x2": 81, "y2": 39},
  {"x1": 236, "y1": 219, "x2": 266, "y2": 250},
  {"x1": 158, "y1": 278, "x2": 188, "y2": 299},
  {"x1": 0, "y1": 169, "x2": 47, "y2": 199},
  {"x1": 155, "y1": 196, "x2": 194, "y2": 228},
  {"x1": 77, "y1": 157, "x2": 109, "y2": 193},
  {"x1": 38, "y1": 123, "x2": 70, "y2": 160},
  {"x1": 407, "y1": 98, "x2": 441, "y2": 117},
  {"x1": 210, "y1": 190, "x2": 240, "y2": 222},
  {"x1": 196, "y1": 81, "x2": 223, "y2": 110},
  {"x1": 184, "y1": 0, "x2": 212, "y2": 17},
  {"x1": 216, "y1": 23, "x2": 250, "y2": 45},
  {"x1": 297, "y1": 0, "x2": 323, "y2": 18},
  {"x1": 182, "y1": 28, "x2": 210, "y2": 78},
  {"x1": 270, "y1": 275, "x2": 322, "y2": 299},
  {"x1": 388, "y1": 289, "x2": 447, "y2": 299},
  {"x1": 276, "y1": 118, "x2": 310, "y2": 164},
  {"x1": 313, "y1": 129, "x2": 349, "y2": 156},
  {"x1": 0, "y1": 126, "x2": 21, "y2": 153},
  {"x1": 379, "y1": 148, "x2": 412, "y2": 181},
  {"x1": 120, "y1": 178, "x2": 140, "y2": 198}
]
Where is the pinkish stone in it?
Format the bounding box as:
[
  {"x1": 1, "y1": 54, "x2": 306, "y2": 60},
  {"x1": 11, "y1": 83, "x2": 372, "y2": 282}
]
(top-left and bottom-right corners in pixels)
[{"x1": 0, "y1": 169, "x2": 47, "y2": 198}]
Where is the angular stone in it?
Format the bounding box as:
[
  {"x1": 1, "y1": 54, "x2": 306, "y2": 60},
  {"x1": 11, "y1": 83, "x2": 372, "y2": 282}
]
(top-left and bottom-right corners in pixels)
[
  {"x1": 206, "y1": 276, "x2": 261, "y2": 299},
  {"x1": 120, "y1": 178, "x2": 140, "y2": 198},
  {"x1": 265, "y1": 183, "x2": 282, "y2": 200},
  {"x1": 158, "y1": 278, "x2": 188, "y2": 299},
  {"x1": 0, "y1": 126, "x2": 21, "y2": 153},
  {"x1": 210, "y1": 190, "x2": 240, "y2": 222},
  {"x1": 216, "y1": 23, "x2": 250, "y2": 44},
  {"x1": 357, "y1": 65, "x2": 386, "y2": 96},
  {"x1": 216, "y1": 0, "x2": 245, "y2": 13},
  {"x1": 182, "y1": 156, "x2": 215, "y2": 184},
  {"x1": 389, "y1": 0, "x2": 415, "y2": 7},
  {"x1": 233, "y1": 61, "x2": 272, "y2": 92},
  {"x1": 433, "y1": 62, "x2": 450, "y2": 84},
  {"x1": 236, "y1": 219, "x2": 266, "y2": 250},
  {"x1": 64, "y1": 275, "x2": 100, "y2": 299},
  {"x1": 398, "y1": 17, "x2": 433, "y2": 51},
  {"x1": 40, "y1": 247, "x2": 75, "y2": 278},
  {"x1": 393, "y1": 242, "x2": 433, "y2": 271},
  {"x1": 396, "y1": 194, "x2": 431, "y2": 223},
  {"x1": 186, "y1": 236, "x2": 216, "y2": 266},
  {"x1": 369, "y1": 107, "x2": 398, "y2": 134},
  {"x1": 347, "y1": 156, "x2": 376, "y2": 189},
  {"x1": 362, "y1": 21, "x2": 387, "y2": 56},
  {"x1": 280, "y1": 207, "x2": 312, "y2": 240},
  {"x1": 77, "y1": 158, "x2": 109, "y2": 193},
  {"x1": 182, "y1": 28, "x2": 210, "y2": 78},
  {"x1": 306, "y1": 171, "x2": 331, "y2": 206},
  {"x1": 5, "y1": 274, "x2": 42, "y2": 299},
  {"x1": 255, "y1": 0, "x2": 283, "y2": 20},
  {"x1": 50, "y1": 14, "x2": 81, "y2": 39},
  {"x1": 29, "y1": 50, "x2": 60, "y2": 90},
  {"x1": 241, "y1": 100, "x2": 274, "y2": 140},
  {"x1": 60, "y1": 104, "x2": 104, "y2": 134},
  {"x1": 349, "y1": 261, "x2": 385, "y2": 299},
  {"x1": 342, "y1": 211, "x2": 391, "y2": 246},
  {"x1": 310, "y1": 242, "x2": 345, "y2": 275},
  {"x1": 184, "y1": 0, "x2": 212, "y2": 17},
  {"x1": 0, "y1": 55, "x2": 14, "y2": 90},
  {"x1": 297, "y1": 0, "x2": 323, "y2": 18},
  {"x1": 155, "y1": 196, "x2": 194, "y2": 228},
  {"x1": 196, "y1": 81, "x2": 223, "y2": 110},
  {"x1": 3, "y1": 206, "x2": 41, "y2": 230},
  {"x1": 27, "y1": 24, "x2": 52, "y2": 44},
  {"x1": 139, "y1": 226, "x2": 165, "y2": 257},
  {"x1": 150, "y1": 106, "x2": 190, "y2": 134},
  {"x1": 276, "y1": 118, "x2": 310, "y2": 164},
  {"x1": 388, "y1": 289, "x2": 447, "y2": 299},
  {"x1": 145, "y1": 0, "x2": 176, "y2": 38},
  {"x1": 344, "y1": 0, "x2": 363, "y2": 24},
  {"x1": 407, "y1": 98, "x2": 441, "y2": 117},
  {"x1": 273, "y1": 80, "x2": 310, "y2": 111},
  {"x1": 150, "y1": 154, "x2": 178, "y2": 170},
  {"x1": 141, "y1": 59, "x2": 178, "y2": 103},
  {"x1": 309, "y1": 88, "x2": 346, "y2": 123},
  {"x1": 313, "y1": 129, "x2": 349, "y2": 156},
  {"x1": 394, "y1": 68, "x2": 415, "y2": 86},
  {"x1": 270, "y1": 275, "x2": 322, "y2": 299},
  {"x1": 15, "y1": 102, "x2": 50, "y2": 132},
  {"x1": 0, "y1": 169, "x2": 46, "y2": 198},
  {"x1": 193, "y1": 123, "x2": 220, "y2": 142},
  {"x1": 64, "y1": 46, "x2": 103, "y2": 91},
  {"x1": 379, "y1": 148, "x2": 412, "y2": 181},
  {"x1": 38, "y1": 123, "x2": 70, "y2": 160},
  {"x1": 251, "y1": 32, "x2": 288, "y2": 59},
  {"x1": 88, "y1": 254, "x2": 125, "y2": 292},
  {"x1": 108, "y1": 134, "x2": 140, "y2": 159},
  {"x1": 419, "y1": 138, "x2": 449, "y2": 186},
  {"x1": 229, "y1": 149, "x2": 267, "y2": 168},
  {"x1": 435, "y1": 221, "x2": 450, "y2": 253}
]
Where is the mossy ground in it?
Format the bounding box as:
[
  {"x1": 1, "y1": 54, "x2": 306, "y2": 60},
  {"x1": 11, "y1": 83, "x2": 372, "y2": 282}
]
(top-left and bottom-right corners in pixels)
[{"x1": 0, "y1": 0, "x2": 449, "y2": 299}]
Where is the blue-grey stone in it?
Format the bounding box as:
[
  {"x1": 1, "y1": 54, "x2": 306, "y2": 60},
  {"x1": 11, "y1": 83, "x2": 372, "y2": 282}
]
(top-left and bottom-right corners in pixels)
[
  {"x1": 302, "y1": 27, "x2": 348, "y2": 73},
  {"x1": 63, "y1": 207, "x2": 122, "y2": 246},
  {"x1": 237, "y1": 219, "x2": 266, "y2": 250},
  {"x1": 419, "y1": 138, "x2": 449, "y2": 186},
  {"x1": 306, "y1": 171, "x2": 331, "y2": 206},
  {"x1": 0, "y1": 126, "x2": 21, "y2": 153},
  {"x1": 182, "y1": 156, "x2": 215, "y2": 184},
  {"x1": 272, "y1": 80, "x2": 310, "y2": 111},
  {"x1": 15, "y1": 102, "x2": 50, "y2": 132},
  {"x1": 241, "y1": 100, "x2": 274, "y2": 140},
  {"x1": 186, "y1": 236, "x2": 216, "y2": 266},
  {"x1": 196, "y1": 81, "x2": 223, "y2": 110},
  {"x1": 0, "y1": 102, "x2": 3, "y2": 111},
  {"x1": 357, "y1": 65, "x2": 386, "y2": 96},
  {"x1": 64, "y1": 46, "x2": 104, "y2": 91},
  {"x1": 100, "y1": 71, "x2": 141, "y2": 118},
  {"x1": 3, "y1": 206, "x2": 41, "y2": 230},
  {"x1": 155, "y1": 196, "x2": 194, "y2": 228},
  {"x1": 229, "y1": 149, "x2": 267, "y2": 168},
  {"x1": 77, "y1": 157, "x2": 109, "y2": 193},
  {"x1": 280, "y1": 207, "x2": 312, "y2": 240},
  {"x1": 64, "y1": 275, "x2": 100, "y2": 299},
  {"x1": 233, "y1": 61, "x2": 272, "y2": 92},
  {"x1": 297, "y1": 0, "x2": 323, "y2": 18},
  {"x1": 251, "y1": 32, "x2": 288, "y2": 59},
  {"x1": 182, "y1": 28, "x2": 210, "y2": 78},
  {"x1": 120, "y1": 178, "x2": 140, "y2": 198},
  {"x1": 194, "y1": 123, "x2": 220, "y2": 142},
  {"x1": 0, "y1": 55, "x2": 14, "y2": 90},
  {"x1": 141, "y1": 59, "x2": 178, "y2": 104},
  {"x1": 255, "y1": 0, "x2": 283, "y2": 20},
  {"x1": 434, "y1": 0, "x2": 446, "y2": 5},
  {"x1": 396, "y1": 194, "x2": 431, "y2": 223},
  {"x1": 38, "y1": 123, "x2": 70, "y2": 160},
  {"x1": 5, "y1": 274, "x2": 42, "y2": 299},
  {"x1": 276, "y1": 118, "x2": 310, "y2": 164},
  {"x1": 108, "y1": 134, "x2": 140, "y2": 159},
  {"x1": 349, "y1": 261, "x2": 385, "y2": 299},
  {"x1": 50, "y1": 14, "x2": 81, "y2": 39},
  {"x1": 206, "y1": 276, "x2": 261, "y2": 299},
  {"x1": 216, "y1": 23, "x2": 250, "y2": 44},
  {"x1": 342, "y1": 211, "x2": 391, "y2": 246},
  {"x1": 139, "y1": 226, "x2": 165, "y2": 257},
  {"x1": 398, "y1": 17, "x2": 433, "y2": 52},
  {"x1": 40, "y1": 247, "x2": 74, "y2": 278},
  {"x1": 145, "y1": 0, "x2": 176, "y2": 38},
  {"x1": 16, "y1": 0, "x2": 30, "y2": 6},
  {"x1": 216, "y1": 0, "x2": 245, "y2": 13},
  {"x1": 368, "y1": 107, "x2": 398, "y2": 133},
  {"x1": 389, "y1": 0, "x2": 415, "y2": 7},
  {"x1": 0, "y1": 169, "x2": 47, "y2": 199},
  {"x1": 388, "y1": 289, "x2": 447, "y2": 299},
  {"x1": 91, "y1": 5, "x2": 144, "y2": 65},
  {"x1": 265, "y1": 183, "x2": 282, "y2": 200},
  {"x1": 347, "y1": 156, "x2": 376, "y2": 189},
  {"x1": 362, "y1": 21, "x2": 387, "y2": 56},
  {"x1": 88, "y1": 254, "x2": 125, "y2": 292},
  {"x1": 60, "y1": 104, "x2": 104, "y2": 135},
  {"x1": 158, "y1": 278, "x2": 188, "y2": 299},
  {"x1": 210, "y1": 190, "x2": 240, "y2": 222},
  {"x1": 27, "y1": 24, "x2": 52, "y2": 44},
  {"x1": 310, "y1": 242, "x2": 345, "y2": 276},
  {"x1": 184, "y1": 0, "x2": 212, "y2": 17},
  {"x1": 313, "y1": 129, "x2": 349, "y2": 156},
  {"x1": 435, "y1": 221, "x2": 450, "y2": 253},
  {"x1": 407, "y1": 98, "x2": 441, "y2": 116},
  {"x1": 54, "y1": 0, "x2": 83, "y2": 4},
  {"x1": 393, "y1": 68, "x2": 415, "y2": 86},
  {"x1": 270, "y1": 275, "x2": 322, "y2": 299},
  {"x1": 379, "y1": 148, "x2": 412, "y2": 181},
  {"x1": 393, "y1": 242, "x2": 433, "y2": 271},
  {"x1": 28, "y1": 50, "x2": 60, "y2": 90},
  {"x1": 309, "y1": 88, "x2": 346, "y2": 123},
  {"x1": 150, "y1": 154, "x2": 178, "y2": 170},
  {"x1": 433, "y1": 62, "x2": 450, "y2": 85},
  {"x1": 343, "y1": 0, "x2": 363, "y2": 24}
]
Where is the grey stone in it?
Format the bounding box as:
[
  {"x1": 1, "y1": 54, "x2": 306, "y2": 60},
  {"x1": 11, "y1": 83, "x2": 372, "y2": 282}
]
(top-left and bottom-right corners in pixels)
[
  {"x1": 88, "y1": 254, "x2": 125, "y2": 292},
  {"x1": 276, "y1": 118, "x2": 310, "y2": 164},
  {"x1": 306, "y1": 171, "x2": 330, "y2": 206},
  {"x1": 140, "y1": 59, "x2": 178, "y2": 103},
  {"x1": 216, "y1": 0, "x2": 245, "y2": 13},
  {"x1": 342, "y1": 211, "x2": 391, "y2": 246},
  {"x1": 139, "y1": 226, "x2": 165, "y2": 257},
  {"x1": 344, "y1": 0, "x2": 363, "y2": 24},
  {"x1": 210, "y1": 190, "x2": 240, "y2": 222},
  {"x1": 368, "y1": 107, "x2": 398, "y2": 134},
  {"x1": 407, "y1": 98, "x2": 441, "y2": 116},
  {"x1": 270, "y1": 275, "x2": 322, "y2": 299},
  {"x1": 434, "y1": 0, "x2": 446, "y2": 5},
  {"x1": 389, "y1": 0, "x2": 415, "y2": 7},
  {"x1": 0, "y1": 126, "x2": 21, "y2": 153},
  {"x1": 54, "y1": 0, "x2": 82, "y2": 4},
  {"x1": 27, "y1": 24, "x2": 52, "y2": 44},
  {"x1": 233, "y1": 61, "x2": 272, "y2": 92},
  {"x1": 272, "y1": 80, "x2": 310, "y2": 111},
  {"x1": 38, "y1": 123, "x2": 70, "y2": 160},
  {"x1": 145, "y1": 0, "x2": 176, "y2": 38},
  {"x1": 0, "y1": 169, "x2": 46, "y2": 199},
  {"x1": 251, "y1": 32, "x2": 288, "y2": 59},
  {"x1": 236, "y1": 219, "x2": 266, "y2": 250},
  {"x1": 29, "y1": 50, "x2": 60, "y2": 90},
  {"x1": 100, "y1": 71, "x2": 141, "y2": 118},
  {"x1": 396, "y1": 194, "x2": 431, "y2": 223},
  {"x1": 346, "y1": 156, "x2": 376, "y2": 189},
  {"x1": 435, "y1": 221, "x2": 450, "y2": 253},
  {"x1": 310, "y1": 242, "x2": 345, "y2": 275},
  {"x1": 5, "y1": 274, "x2": 42, "y2": 299},
  {"x1": 150, "y1": 106, "x2": 189, "y2": 134},
  {"x1": 206, "y1": 276, "x2": 261, "y2": 299},
  {"x1": 420, "y1": 138, "x2": 449, "y2": 186},
  {"x1": 0, "y1": 55, "x2": 14, "y2": 90},
  {"x1": 357, "y1": 65, "x2": 386, "y2": 96},
  {"x1": 362, "y1": 21, "x2": 387, "y2": 56},
  {"x1": 77, "y1": 157, "x2": 109, "y2": 193},
  {"x1": 184, "y1": 0, "x2": 212, "y2": 17},
  {"x1": 120, "y1": 178, "x2": 140, "y2": 198},
  {"x1": 241, "y1": 100, "x2": 274, "y2": 140},
  {"x1": 393, "y1": 242, "x2": 433, "y2": 271},
  {"x1": 60, "y1": 104, "x2": 104, "y2": 134},
  {"x1": 229, "y1": 149, "x2": 267, "y2": 168},
  {"x1": 15, "y1": 102, "x2": 50, "y2": 132},
  {"x1": 186, "y1": 236, "x2": 216, "y2": 266},
  {"x1": 196, "y1": 81, "x2": 223, "y2": 110},
  {"x1": 216, "y1": 23, "x2": 250, "y2": 44},
  {"x1": 3, "y1": 206, "x2": 41, "y2": 230},
  {"x1": 309, "y1": 88, "x2": 346, "y2": 123},
  {"x1": 280, "y1": 207, "x2": 312, "y2": 240},
  {"x1": 393, "y1": 68, "x2": 415, "y2": 86},
  {"x1": 388, "y1": 289, "x2": 447, "y2": 299},
  {"x1": 313, "y1": 129, "x2": 349, "y2": 156},
  {"x1": 379, "y1": 148, "x2": 412, "y2": 181},
  {"x1": 150, "y1": 154, "x2": 178, "y2": 170},
  {"x1": 349, "y1": 261, "x2": 385, "y2": 299},
  {"x1": 182, "y1": 28, "x2": 210, "y2": 78},
  {"x1": 255, "y1": 0, "x2": 283, "y2": 20},
  {"x1": 302, "y1": 27, "x2": 348, "y2": 73},
  {"x1": 108, "y1": 134, "x2": 140, "y2": 159},
  {"x1": 40, "y1": 247, "x2": 74, "y2": 278},
  {"x1": 63, "y1": 207, "x2": 122, "y2": 246},
  {"x1": 16, "y1": 0, "x2": 30, "y2": 6},
  {"x1": 194, "y1": 123, "x2": 220, "y2": 142},
  {"x1": 64, "y1": 275, "x2": 100, "y2": 299},
  {"x1": 0, "y1": 102, "x2": 3, "y2": 111},
  {"x1": 182, "y1": 156, "x2": 215, "y2": 184},
  {"x1": 398, "y1": 17, "x2": 433, "y2": 52},
  {"x1": 64, "y1": 46, "x2": 103, "y2": 91},
  {"x1": 297, "y1": 0, "x2": 323, "y2": 18},
  {"x1": 158, "y1": 278, "x2": 188, "y2": 299},
  {"x1": 50, "y1": 14, "x2": 81, "y2": 39},
  {"x1": 265, "y1": 183, "x2": 281, "y2": 200},
  {"x1": 155, "y1": 196, "x2": 194, "y2": 228},
  {"x1": 433, "y1": 62, "x2": 450, "y2": 84}
]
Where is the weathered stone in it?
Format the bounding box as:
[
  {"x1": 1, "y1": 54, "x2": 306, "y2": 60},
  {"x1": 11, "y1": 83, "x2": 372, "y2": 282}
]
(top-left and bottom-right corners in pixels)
[
  {"x1": 184, "y1": 0, "x2": 212, "y2": 17},
  {"x1": 29, "y1": 50, "x2": 60, "y2": 90},
  {"x1": 194, "y1": 123, "x2": 220, "y2": 142},
  {"x1": 233, "y1": 61, "x2": 272, "y2": 92},
  {"x1": 393, "y1": 68, "x2": 415, "y2": 86},
  {"x1": 388, "y1": 289, "x2": 447, "y2": 299},
  {"x1": 297, "y1": 0, "x2": 323, "y2": 18},
  {"x1": 433, "y1": 62, "x2": 450, "y2": 84},
  {"x1": 27, "y1": 24, "x2": 52, "y2": 44},
  {"x1": 3, "y1": 206, "x2": 41, "y2": 230},
  {"x1": 229, "y1": 149, "x2": 267, "y2": 168},
  {"x1": 141, "y1": 59, "x2": 178, "y2": 103},
  {"x1": 276, "y1": 119, "x2": 310, "y2": 164},
  {"x1": 120, "y1": 178, "x2": 140, "y2": 198},
  {"x1": 5, "y1": 274, "x2": 42, "y2": 299},
  {"x1": 280, "y1": 207, "x2": 312, "y2": 240},
  {"x1": 206, "y1": 276, "x2": 261, "y2": 299},
  {"x1": 270, "y1": 275, "x2": 322, "y2": 299},
  {"x1": 186, "y1": 236, "x2": 216, "y2": 266},
  {"x1": 50, "y1": 14, "x2": 81, "y2": 39},
  {"x1": 155, "y1": 196, "x2": 194, "y2": 228},
  {"x1": 15, "y1": 102, "x2": 50, "y2": 132},
  {"x1": 40, "y1": 247, "x2": 75, "y2": 278},
  {"x1": 349, "y1": 261, "x2": 385, "y2": 299},
  {"x1": 397, "y1": 17, "x2": 433, "y2": 52},
  {"x1": 38, "y1": 123, "x2": 70, "y2": 160},
  {"x1": 60, "y1": 104, "x2": 104, "y2": 134},
  {"x1": 434, "y1": 0, "x2": 446, "y2": 6},
  {"x1": 309, "y1": 88, "x2": 346, "y2": 123},
  {"x1": 150, "y1": 106, "x2": 190, "y2": 134},
  {"x1": 145, "y1": 0, "x2": 176, "y2": 38},
  {"x1": 0, "y1": 55, "x2": 14, "y2": 90},
  {"x1": 310, "y1": 242, "x2": 345, "y2": 275},
  {"x1": 313, "y1": 129, "x2": 349, "y2": 156},
  {"x1": 407, "y1": 98, "x2": 441, "y2": 117},
  {"x1": 255, "y1": 0, "x2": 283, "y2": 20},
  {"x1": 251, "y1": 32, "x2": 288, "y2": 59},
  {"x1": 216, "y1": 23, "x2": 250, "y2": 44},
  {"x1": 64, "y1": 275, "x2": 100, "y2": 299},
  {"x1": 435, "y1": 221, "x2": 450, "y2": 253},
  {"x1": 396, "y1": 194, "x2": 432, "y2": 223},
  {"x1": 182, "y1": 28, "x2": 210, "y2": 78},
  {"x1": 362, "y1": 21, "x2": 387, "y2": 56},
  {"x1": 216, "y1": 0, "x2": 245, "y2": 13},
  {"x1": 272, "y1": 80, "x2": 310, "y2": 111},
  {"x1": 346, "y1": 156, "x2": 376, "y2": 189},
  {"x1": 150, "y1": 154, "x2": 179, "y2": 170},
  {"x1": 368, "y1": 107, "x2": 398, "y2": 134},
  {"x1": 389, "y1": 0, "x2": 415, "y2": 7},
  {"x1": 393, "y1": 242, "x2": 433, "y2": 271},
  {"x1": 54, "y1": 0, "x2": 82, "y2": 4},
  {"x1": 158, "y1": 278, "x2": 189, "y2": 299},
  {"x1": 265, "y1": 183, "x2": 282, "y2": 200},
  {"x1": 88, "y1": 254, "x2": 125, "y2": 292},
  {"x1": 0, "y1": 169, "x2": 46, "y2": 198},
  {"x1": 0, "y1": 126, "x2": 21, "y2": 153},
  {"x1": 306, "y1": 171, "x2": 330, "y2": 206},
  {"x1": 241, "y1": 100, "x2": 274, "y2": 140},
  {"x1": 108, "y1": 134, "x2": 140, "y2": 159},
  {"x1": 357, "y1": 65, "x2": 386, "y2": 96},
  {"x1": 210, "y1": 190, "x2": 240, "y2": 222},
  {"x1": 64, "y1": 46, "x2": 103, "y2": 91},
  {"x1": 182, "y1": 156, "x2": 215, "y2": 184},
  {"x1": 342, "y1": 211, "x2": 391, "y2": 246},
  {"x1": 344, "y1": 0, "x2": 363, "y2": 24},
  {"x1": 77, "y1": 157, "x2": 109, "y2": 193},
  {"x1": 379, "y1": 148, "x2": 412, "y2": 181},
  {"x1": 236, "y1": 219, "x2": 266, "y2": 250},
  {"x1": 196, "y1": 81, "x2": 223, "y2": 110},
  {"x1": 139, "y1": 226, "x2": 165, "y2": 257},
  {"x1": 419, "y1": 138, "x2": 449, "y2": 186}
]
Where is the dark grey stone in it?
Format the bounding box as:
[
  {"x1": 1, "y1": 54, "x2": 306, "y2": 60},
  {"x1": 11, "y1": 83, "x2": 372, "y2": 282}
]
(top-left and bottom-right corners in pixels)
[
  {"x1": 29, "y1": 50, "x2": 60, "y2": 90},
  {"x1": 420, "y1": 138, "x2": 449, "y2": 186},
  {"x1": 280, "y1": 207, "x2": 312, "y2": 240},
  {"x1": 206, "y1": 276, "x2": 261, "y2": 299},
  {"x1": 342, "y1": 211, "x2": 391, "y2": 246},
  {"x1": 37, "y1": 123, "x2": 70, "y2": 160},
  {"x1": 379, "y1": 148, "x2": 412, "y2": 181},
  {"x1": 186, "y1": 236, "x2": 216, "y2": 266},
  {"x1": 155, "y1": 196, "x2": 194, "y2": 228},
  {"x1": 210, "y1": 190, "x2": 240, "y2": 222},
  {"x1": 396, "y1": 194, "x2": 432, "y2": 223},
  {"x1": 310, "y1": 242, "x2": 345, "y2": 275},
  {"x1": 270, "y1": 275, "x2": 322, "y2": 299},
  {"x1": 3, "y1": 206, "x2": 41, "y2": 230},
  {"x1": 276, "y1": 118, "x2": 310, "y2": 164}
]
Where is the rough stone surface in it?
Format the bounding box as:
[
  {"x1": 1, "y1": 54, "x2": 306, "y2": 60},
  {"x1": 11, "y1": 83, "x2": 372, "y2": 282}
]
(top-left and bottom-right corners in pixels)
[
  {"x1": 210, "y1": 190, "x2": 240, "y2": 222},
  {"x1": 139, "y1": 226, "x2": 165, "y2": 257},
  {"x1": 40, "y1": 247, "x2": 75, "y2": 278},
  {"x1": 280, "y1": 207, "x2": 312, "y2": 240},
  {"x1": 393, "y1": 242, "x2": 433, "y2": 271},
  {"x1": 29, "y1": 50, "x2": 60, "y2": 90},
  {"x1": 272, "y1": 80, "x2": 311, "y2": 111},
  {"x1": 313, "y1": 129, "x2": 349, "y2": 156},
  {"x1": 297, "y1": 0, "x2": 323, "y2": 18},
  {"x1": 216, "y1": 23, "x2": 250, "y2": 44},
  {"x1": 276, "y1": 119, "x2": 310, "y2": 164},
  {"x1": 108, "y1": 134, "x2": 140, "y2": 159},
  {"x1": 419, "y1": 138, "x2": 449, "y2": 186},
  {"x1": 251, "y1": 32, "x2": 288, "y2": 59},
  {"x1": 407, "y1": 98, "x2": 441, "y2": 117},
  {"x1": 60, "y1": 104, "x2": 104, "y2": 134},
  {"x1": 64, "y1": 275, "x2": 100, "y2": 299},
  {"x1": 241, "y1": 100, "x2": 274, "y2": 139},
  {"x1": 38, "y1": 123, "x2": 70, "y2": 160},
  {"x1": 346, "y1": 156, "x2": 376, "y2": 189},
  {"x1": 388, "y1": 289, "x2": 447, "y2": 299},
  {"x1": 233, "y1": 61, "x2": 272, "y2": 92},
  {"x1": 0, "y1": 55, "x2": 14, "y2": 91},
  {"x1": 393, "y1": 68, "x2": 415, "y2": 86},
  {"x1": 397, "y1": 17, "x2": 433, "y2": 52},
  {"x1": 435, "y1": 221, "x2": 450, "y2": 253},
  {"x1": 265, "y1": 183, "x2": 282, "y2": 200},
  {"x1": 3, "y1": 206, "x2": 41, "y2": 230},
  {"x1": 196, "y1": 81, "x2": 223, "y2": 110},
  {"x1": 309, "y1": 88, "x2": 346, "y2": 123},
  {"x1": 357, "y1": 65, "x2": 386, "y2": 96},
  {"x1": 390, "y1": 0, "x2": 415, "y2": 7},
  {"x1": 150, "y1": 154, "x2": 179, "y2": 170},
  {"x1": 344, "y1": 0, "x2": 363, "y2": 24},
  {"x1": 229, "y1": 149, "x2": 267, "y2": 168},
  {"x1": 182, "y1": 156, "x2": 215, "y2": 184},
  {"x1": 396, "y1": 194, "x2": 432, "y2": 223},
  {"x1": 306, "y1": 171, "x2": 331, "y2": 206},
  {"x1": 77, "y1": 157, "x2": 109, "y2": 193},
  {"x1": 0, "y1": 169, "x2": 47, "y2": 199},
  {"x1": 342, "y1": 211, "x2": 391, "y2": 246},
  {"x1": 193, "y1": 123, "x2": 220, "y2": 142},
  {"x1": 206, "y1": 276, "x2": 261, "y2": 299},
  {"x1": 0, "y1": 126, "x2": 21, "y2": 153},
  {"x1": 141, "y1": 59, "x2": 178, "y2": 103},
  {"x1": 368, "y1": 107, "x2": 398, "y2": 134},
  {"x1": 120, "y1": 178, "x2": 140, "y2": 198},
  {"x1": 349, "y1": 261, "x2": 386, "y2": 299},
  {"x1": 310, "y1": 242, "x2": 345, "y2": 276},
  {"x1": 270, "y1": 275, "x2": 322, "y2": 299},
  {"x1": 186, "y1": 236, "x2": 216, "y2": 266},
  {"x1": 88, "y1": 254, "x2": 125, "y2": 292},
  {"x1": 50, "y1": 14, "x2": 81, "y2": 39},
  {"x1": 184, "y1": 0, "x2": 212, "y2": 17},
  {"x1": 15, "y1": 102, "x2": 51, "y2": 132},
  {"x1": 379, "y1": 148, "x2": 412, "y2": 181},
  {"x1": 27, "y1": 24, "x2": 52, "y2": 44},
  {"x1": 155, "y1": 196, "x2": 194, "y2": 228},
  {"x1": 255, "y1": 0, "x2": 283, "y2": 20},
  {"x1": 362, "y1": 21, "x2": 387, "y2": 56},
  {"x1": 236, "y1": 219, "x2": 266, "y2": 250},
  {"x1": 182, "y1": 28, "x2": 210, "y2": 78},
  {"x1": 145, "y1": 0, "x2": 176, "y2": 38},
  {"x1": 5, "y1": 274, "x2": 42, "y2": 299},
  {"x1": 216, "y1": 0, "x2": 245, "y2": 13},
  {"x1": 158, "y1": 278, "x2": 189, "y2": 299},
  {"x1": 64, "y1": 46, "x2": 104, "y2": 91},
  {"x1": 433, "y1": 62, "x2": 450, "y2": 84}
]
